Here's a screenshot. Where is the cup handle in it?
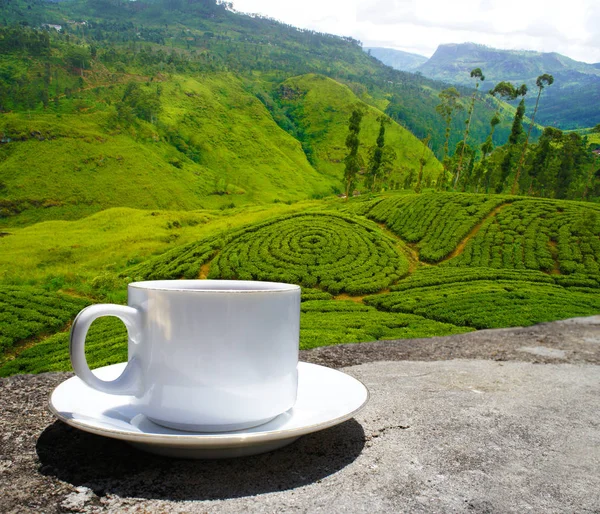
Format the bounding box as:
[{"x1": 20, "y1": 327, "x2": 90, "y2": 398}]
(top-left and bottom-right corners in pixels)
[{"x1": 70, "y1": 304, "x2": 143, "y2": 396}]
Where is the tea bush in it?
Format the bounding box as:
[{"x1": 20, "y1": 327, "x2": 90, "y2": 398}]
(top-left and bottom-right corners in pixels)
[
  {"x1": 301, "y1": 288, "x2": 334, "y2": 301},
  {"x1": 0, "y1": 317, "x2": 128, "y2": 376},
  {"x1": 208, "y1": 212, "x2": 409, "y2": 294},
  {"x1": 366, "y1": 274, "x2": 600, "y2": 329},
  {"x1": 300, "y1": 300, "x2": 471, "y2": 349},
  {"x1": 126, "y1": 240, "x2": 220, "y2": 280},
  {"x1": 367, "y1": 193, "x2": 509, "y2": 262},
  {"x1": 446, "y1": 200, "x2": 600, "y2": 275},
  {"x1": 0, "y1": 299, "x2": 471, "y2": 375},
  {"x1": 388, "y1": 266, "x2": 560, "y2": 291},
  {"x1": 0, "y1": 286, "x2": 88, "y2": 353}
]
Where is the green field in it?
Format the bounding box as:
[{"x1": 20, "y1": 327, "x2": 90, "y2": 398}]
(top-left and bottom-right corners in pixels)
[{"x1": 1, "y1": 192, "x2": 599, "y2": 376}]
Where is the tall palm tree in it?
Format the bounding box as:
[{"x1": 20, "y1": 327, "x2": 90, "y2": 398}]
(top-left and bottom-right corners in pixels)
[
  {"x1": 435, "y1": 87, "x2": 462, "y2": 188},
  {"x1": 512, "y1": 74, "x2": 554, "y2": 194},
  {"x1": 454, "y1": 68, "x2": 484, "y2": 189}
]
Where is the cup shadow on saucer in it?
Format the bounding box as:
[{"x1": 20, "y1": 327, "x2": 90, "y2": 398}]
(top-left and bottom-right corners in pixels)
[{"x1": 36, "y1": 418, "x2": 366, "y2": 501}]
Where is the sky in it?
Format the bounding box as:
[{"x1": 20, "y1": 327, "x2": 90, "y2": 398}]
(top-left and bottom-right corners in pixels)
[{"x1": 231, "y1": 0, "x2": 600, "y2": 64}]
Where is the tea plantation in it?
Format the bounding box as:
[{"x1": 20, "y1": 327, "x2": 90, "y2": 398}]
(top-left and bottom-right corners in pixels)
[
  {"x1": 445, "y1": 199, "x2": 600, "y2": 274},
  {"x1": 128, "y1": 212, "x2": 410, "y2": 294},
  {"x1": 1, "y1": 193, "x2": 600, "y2": 376},
  {"x1": 0, "y1": 286, "x2": 88, "y2": 354}
]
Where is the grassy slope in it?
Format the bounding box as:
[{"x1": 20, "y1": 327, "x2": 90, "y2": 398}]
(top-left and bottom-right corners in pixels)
[
  {"x1": 0, "y1": 69, "x2": 447, "y2": 227},
  {"x1": 0, "y1": 200, "x2": 325, "y2": 292},
  {"x1": 0, "y1": 73, "x2": 337, "y2": 226},
  {"x1": 156, "y1": 74, "x2": 334, "y2": 200},
  {"x1": 279, "y1": 74, "x2": 443, "y2": 183}
]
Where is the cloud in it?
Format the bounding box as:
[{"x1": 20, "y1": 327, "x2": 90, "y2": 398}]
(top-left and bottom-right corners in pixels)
[{"x1": 232, "y1": 0, "x2": 600, "y2": 64}]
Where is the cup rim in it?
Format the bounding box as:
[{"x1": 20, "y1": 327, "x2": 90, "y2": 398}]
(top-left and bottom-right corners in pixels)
[{"x1": 128, "y1": 279, "x2": 301, "y2": 293}]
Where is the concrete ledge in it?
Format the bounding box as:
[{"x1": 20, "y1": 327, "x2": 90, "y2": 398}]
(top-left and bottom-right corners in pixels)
[
  {"x1": 1, "y1": 317, "x2": 599, "y2": 513},
  {"x1": 300, "y1": 315, "x2": 600, "y2": 368}
]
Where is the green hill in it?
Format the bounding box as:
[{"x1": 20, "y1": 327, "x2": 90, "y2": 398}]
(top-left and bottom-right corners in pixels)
[
  {"x1": 272, "y1": 74, "x2": 442, "y2": 185},
  {"x1": 0, "y1": 73, "x2": 341, "y2": 226},
  {"x1": 0, "y1": 70, "x2": 447, "y2": 226},
  {"x1": 0, "y1": 0, "x2": 518, "y2": 167}
]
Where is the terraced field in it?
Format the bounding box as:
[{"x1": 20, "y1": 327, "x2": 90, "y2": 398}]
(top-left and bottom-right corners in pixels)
[
  {"x1": 0, "y1": 291, "x2": 471, "y2": 376},
  {"x1": 2, "y1": 193, "x2": 599, "y2": 376},
  {"x1": 445, "y1": 199, "x2": 600, "y2": 274},
  {"x1": 0, "y1": 286, "x2": 88, "y2": 354},
  {"x1": 367, "y1": 194, "x2": 510, "y2": 262},
  {"x1": 365, "y1": 267, "x2": 600, "y2": 329}
]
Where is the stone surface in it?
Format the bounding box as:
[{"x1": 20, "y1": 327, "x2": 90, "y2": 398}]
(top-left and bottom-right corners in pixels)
[
  {"x1": 518, "y1": 345, "x2": 567, "y2": 358},
  {"x1": 299, "y1": 315, "x2": 600, "y2": 368},
  {"x1": 1, "y1": 317, "x2": 600, "y2": 513}
]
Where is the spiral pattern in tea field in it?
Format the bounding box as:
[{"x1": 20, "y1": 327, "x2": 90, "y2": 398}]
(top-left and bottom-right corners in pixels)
[{"x1": 208, "y1": 213, "x2": 409, "y2": 294}]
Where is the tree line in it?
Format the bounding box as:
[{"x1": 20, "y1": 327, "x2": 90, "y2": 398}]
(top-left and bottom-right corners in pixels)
[
  {"x1": 434, "y1": 69, "x2": 599, "y2": 199},
  {"x1": 343, "y1": 69, "x2": 600, "y2": 200}
]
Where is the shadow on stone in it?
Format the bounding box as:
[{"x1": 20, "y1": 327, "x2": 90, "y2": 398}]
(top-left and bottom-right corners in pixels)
[{"x1": 36, "y1": 419, "x2": 365, "y2": 501}]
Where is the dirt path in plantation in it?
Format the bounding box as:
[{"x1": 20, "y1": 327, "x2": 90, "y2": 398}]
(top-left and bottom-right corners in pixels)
[
  {"x1": 375, "y1": 222, "x2": 423, "y2": 273},
  {"x1": 198, "y1": 262, "x2": 211, "y2": 279},
  {"x1": 441, "y1": 203, "x2": 510, "y2": 263},
  {"x1": 333, "y1": 293, "x2": 364, "y2": 303},
  {"x1": 548, "y1": 240, "x2": 561, "y2": 274}
]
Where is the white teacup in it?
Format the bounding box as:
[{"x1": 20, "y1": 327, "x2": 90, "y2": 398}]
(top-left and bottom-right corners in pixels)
[{"x1": 70, "y1": 280, "x2": 300, "y2": 432}]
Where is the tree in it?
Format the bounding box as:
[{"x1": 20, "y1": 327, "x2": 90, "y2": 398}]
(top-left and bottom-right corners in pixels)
[
  {"x1": 486, "y1": 82, "x2": 527, "y2": 149},
  {"x1": 415, "y1": 134, "x2": 431, "y2": 193},
  {"x1": 555, "y1": 132, "x2": 590, "y2": 199},
  {"x1": 365, "y1": 116, "x2": 388, "y2": 191},
  {"x1": 454, "y1": 68, "x2": 484, "y2": 189},
  {"x1": 343, "y1": 107, "x2": 364, "y2": 198},
  {"x1": 65, "y1": 46, "x2": 91, "y2": 74},
  {"x1": 435, "y1": 87, "x2": 462, "y2": 187},
  {"x1": 529, "y1": 127, "x2": 562, "y2": 196},
  {"x1": 379, "y1": 146, "x2": 397, "y2": 189},
  {"x1": 512, "y1": 74, "x2": 554, "y2": 194},
  {"x1": 479, "y1": 82, "x2": 525, "y2": 191},
  {"x1": 496, "y1": 99, "x2": 526, "y2": 193}
]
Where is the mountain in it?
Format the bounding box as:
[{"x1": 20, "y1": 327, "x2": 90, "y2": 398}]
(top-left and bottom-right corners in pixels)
[
  {"x1": 364, "y1": 47, "x2": 428, "y2": 71},
  {"x1": 414, "y1": 43, "x2": 600, "y2": 129},
  {"x1": 1, "y1": 3, "x2": 516, "y2": 145},
  {"x1": 0, "y1": 1, "x2": 520, "y2": 226},
  {"x1": 417, "y1": 43, "x2": 600, "y2": 83}
]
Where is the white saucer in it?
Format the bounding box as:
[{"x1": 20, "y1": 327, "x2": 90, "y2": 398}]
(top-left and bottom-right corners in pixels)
[{"x1": 49, "y1": 362, "x2": 369, "y2": 459}]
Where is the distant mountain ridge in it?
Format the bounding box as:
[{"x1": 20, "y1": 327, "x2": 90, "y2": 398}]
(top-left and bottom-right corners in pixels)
[
  {"x1": 416, "y1": 43, "x2": 600, "y2": 83},
  {"x1": 364, "y1": 47, "x2": 427, "y2": 71},
  {"x1": 372, "y1": 42, "x2": 600, "y2": 129}
]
